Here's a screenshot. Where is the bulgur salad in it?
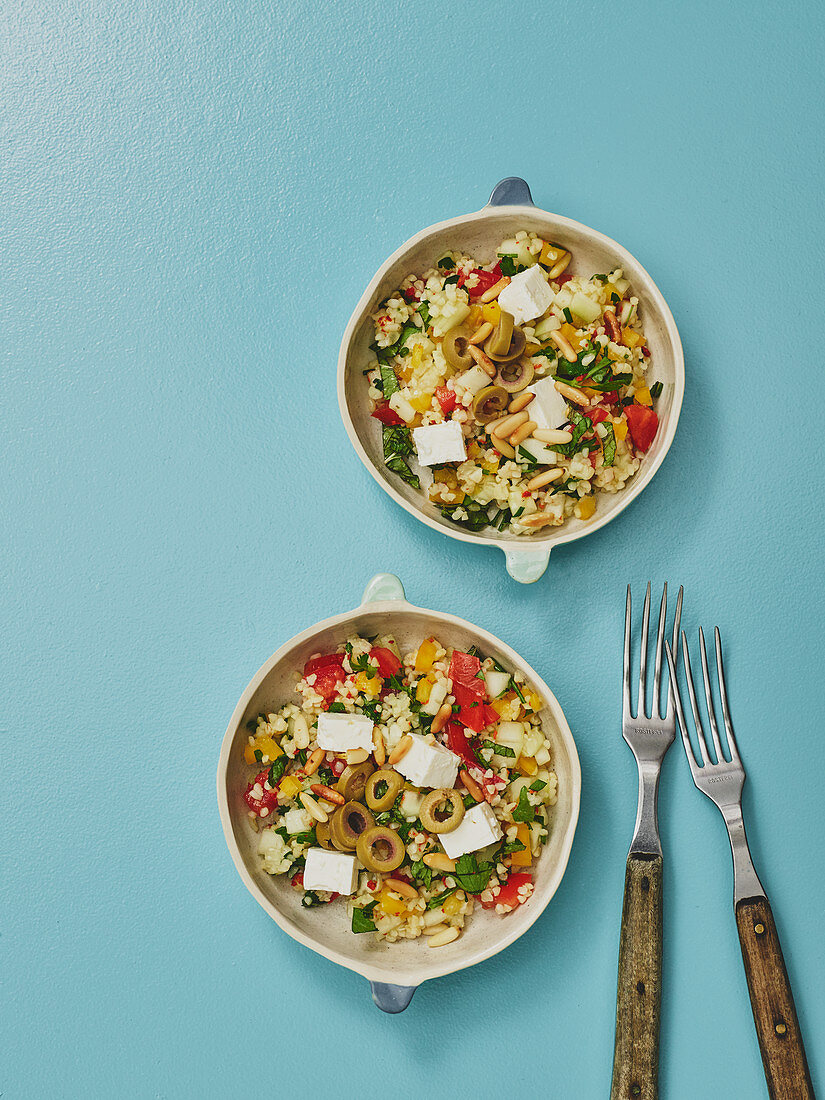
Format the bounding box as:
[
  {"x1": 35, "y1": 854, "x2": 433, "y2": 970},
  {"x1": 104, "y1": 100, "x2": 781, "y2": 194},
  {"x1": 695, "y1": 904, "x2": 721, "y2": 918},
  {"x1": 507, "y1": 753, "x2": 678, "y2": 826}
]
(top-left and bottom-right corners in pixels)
[
  {"x1": 366, "y1": 233, "x2": 662, "y2": 534},
  {"x1": 244, "y1": 633, "x2": 557, "y2": 946}
]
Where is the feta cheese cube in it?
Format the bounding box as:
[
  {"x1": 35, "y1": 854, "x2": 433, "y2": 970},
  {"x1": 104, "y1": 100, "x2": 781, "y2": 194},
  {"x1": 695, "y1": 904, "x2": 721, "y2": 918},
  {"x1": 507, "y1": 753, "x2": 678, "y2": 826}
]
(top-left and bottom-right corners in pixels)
[
  {"x1": 283, "y1": 807, "x2": 312, "y2": 835},
  {"x1": 497, "y1": 265, "x2": 554, "y2": 325},
  {"x1": 315, "y1": 712, "x2": 374, "y2": 754},
  {"x1": 412, "y1": 421, "x2": 467, "y2": 466},
  {"x1": 438, "y1": 802, "x2": 503, "y2": 859},
  {"x1": 302, "y1": 848, "x2": 359, "y2": 895},
  {"x1": 394, "y1": 734, "x2": 460, "y2": 789},
  {"x1": 528, "y1": 376, "x2": 569, "y2": 430}
]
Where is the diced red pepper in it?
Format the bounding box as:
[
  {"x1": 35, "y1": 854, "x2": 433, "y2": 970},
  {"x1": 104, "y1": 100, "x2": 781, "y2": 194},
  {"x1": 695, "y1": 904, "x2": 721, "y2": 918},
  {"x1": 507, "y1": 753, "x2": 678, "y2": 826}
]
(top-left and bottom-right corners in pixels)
[
  {"x1": 467, "y1": 263, "x2": 502, "y2": 299},
  {"x1": 453, "y1": 689, "x2": 486, "y2": 733},
  {"x1": 483, "y1": 704, "x2": 500, "y2": 729},
  {"x1": 402, "y1": 286, "x2": 418, "y2": 301},
  {"x1": 244, "y1": 769, "x2": 280, "y2": 816},
  {"x1": 369, "y1": 646, "x2": 401, "y2": 678},
  {"x1": 445, "y1": 720, "x2": 479, "y2": 765},
  {"x1": 601, "y1": 390, "x2": 619, "y2": 406},
  {"x1": 625, "y1": 404, "x2": 659, "y2": 453},
  {"x1": 371, "y1": 403, "x2": 405, "y2": 426},
  {"x1": 291, "y1": 870, "x2": 304, "y2": 889},
  {"x1": 435, "y1": 386, "x2": 457, "y2": 414},
  {"x1": 330, "y1": 757, "x2": 346, "y2": 778},
  {"x1": 448, "y1": 650, "x2": 484, "y2": 690},
  {"x1": 303, "y1": 652, "x2": 345, "y2": 676},
  {"x1": 480, "y1": 872, "x2": 533, "y2": 910},
  {"x1": 589, "y1": 406, "x2": 609, "y2": 426}
]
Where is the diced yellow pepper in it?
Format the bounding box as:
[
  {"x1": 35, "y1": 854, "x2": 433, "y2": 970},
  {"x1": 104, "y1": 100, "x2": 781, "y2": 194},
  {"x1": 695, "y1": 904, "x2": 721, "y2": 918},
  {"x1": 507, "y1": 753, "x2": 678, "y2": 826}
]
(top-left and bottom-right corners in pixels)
[
  {"x1": 510, "y1": 823, "x2": 533, "y2": 868},
  {"x1": 622, "y1": 327, "x2": 643, "y2": 349},
  {"x1": 416, "y1": 678, "x2": 432, "y2": 704},
  {"x1": 525, "y1": 690, "x2": 543, "y2": 713},
  {"x1": 482, "y1": 301, "x2": 501, "y2": 325},
  {"x1": 409, "y1": 391, "x2": 433, "y2": 412},
  {"x1": 603, "y1": 282, "x2": 620, "y2": 299},
  {"x1": 244, "y1": 736, "x2": 283, "y2": 766},
  {"x1": 410, "y1": 343, "x2": 426, "y2": 369},
  {"x1": 278, "y1": 776, "x2": 302, "y2": 800},
  {"x1": 575, "y1": 496, "x2": 597, "y2": 520},
  {"x1": 516, "y1": 755, "x2": 538, "y2": 777},
  {"x1": 442, "y1": 894, "x2": 464, "y2": 917},
  {"x1": 612, "y1": 417, "x2": 628, "y2": 441},
  {"x1": 378, "y1": 887, "x2": 407, "y2": 917},
  {"x1": 466, "y1": 304, "x2": 483, "y2": 328},
  {"x1": 414, "y1": 637, "x2": 438, "y2": 674},
  {"x1": 466, "y1": 440, "x2": 482, "y2": 459},
  {"x1": 490, "y1": 694, "x2": 513, "y2": 717},
  {"x1": 433, "y1": 467, "x2": 458, "y2": 487},
  {"x1": 634, "y1": 386, "x2": 653, "y2": 407},
  {"x1": 480, "y1": 455, "x2": 500, "y2": 474},
  {"x1": 355, "y1": 671, "x2": 381, "y2": 697},
  {"x1": 539, "y1": 241, "x2": 563, "y2": 268}
]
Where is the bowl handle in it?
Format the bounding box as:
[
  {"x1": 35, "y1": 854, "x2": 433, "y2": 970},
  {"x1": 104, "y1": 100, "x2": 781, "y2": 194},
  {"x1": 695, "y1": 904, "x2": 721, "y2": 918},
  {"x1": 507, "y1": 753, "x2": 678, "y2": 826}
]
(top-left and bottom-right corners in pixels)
[
  {"x1": 487, "y1": 177, "x2": 534, "y2": 207},
  {"x1": 503, "y1": 546, "x2": 551, "y2": 583},
  {"x1": 370, "y1": 981, "x2": 417, "y2": 1013},
  {"x1": 361, "y1": 573, "x2": 406, "y2": 605}
]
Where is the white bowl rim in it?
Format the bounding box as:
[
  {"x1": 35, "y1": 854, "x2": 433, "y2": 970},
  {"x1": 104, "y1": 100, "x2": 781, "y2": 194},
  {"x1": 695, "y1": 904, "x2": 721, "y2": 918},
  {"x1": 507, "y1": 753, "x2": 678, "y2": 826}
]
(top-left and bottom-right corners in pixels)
[
  {"x1": 337, "y1": 180, "x2": 685, "y2": 582},
  {"x1": 216, "y1": 574, "x2": 582, "y2": 990}
]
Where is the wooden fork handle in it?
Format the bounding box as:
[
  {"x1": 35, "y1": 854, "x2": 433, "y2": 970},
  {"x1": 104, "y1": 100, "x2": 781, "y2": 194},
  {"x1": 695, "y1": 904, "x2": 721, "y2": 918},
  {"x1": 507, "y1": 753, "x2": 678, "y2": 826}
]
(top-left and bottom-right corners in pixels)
[
  {"x1": 735, "y1": 896, "x2": 815, "y2": 1100},
  {"x1": 611, "y1": 853, "x2": 663, "y2": 1100}
]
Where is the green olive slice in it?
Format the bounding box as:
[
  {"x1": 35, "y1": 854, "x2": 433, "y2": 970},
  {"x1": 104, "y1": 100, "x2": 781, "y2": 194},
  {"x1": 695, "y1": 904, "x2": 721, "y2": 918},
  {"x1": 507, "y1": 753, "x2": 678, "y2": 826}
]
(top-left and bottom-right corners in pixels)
[
  {"x1": 337, "y1": 761, "x2": 374, "y2": 802},
  {"x1": 315, "y1": 821, "x2": 333, "y2": 849},
  {"x1": 484, "y1": 326, "x2": 527, "y2": 363},
  {"x1": 471, "y1": 385, "x2": 510, "y2": 424},
  {"x1": 488, "y1": 310, "x2": 514, "y2": 357},
  {"x1": 495, "y1": 358, "x2": 534, "y2": 393},
  {"x1": 419, "y1": 788, "x2": 466, "y2": 834},
  {"x1": 356, "y1": 825, "x2": 405, "y2": 872},
  {"x1": 330, "y1": 801, "x2": 375, "y2": 850},
  {"x1": 442, "y1": 326, "x2": 474, "y2": 371},
  {"x1": 365, "y1": 769, "x2": 404, "y2": 812}
]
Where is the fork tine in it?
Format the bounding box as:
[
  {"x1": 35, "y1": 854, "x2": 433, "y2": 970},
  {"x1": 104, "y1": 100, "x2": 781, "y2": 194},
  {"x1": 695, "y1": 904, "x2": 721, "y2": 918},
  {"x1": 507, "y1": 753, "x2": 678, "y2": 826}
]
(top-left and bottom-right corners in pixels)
[
  {"x1": 699, "y1": 627, "x2": 725, "y2": 762},
  {"x1": 637, "y1": 581, "x2": 651, "y2": 718},
  {"x1": 622, "y1": 585, "x2": 632, "y2": 717},
  {"x1": 651, "y1": 583, "x2": 667, "y2": 718},
  {"x1": 715, "y1": 627, "x2": 740, "y2": 761},
  {"x1": 681, "y1": 630, "x2": 713, "y2": 767},
  {"x1": 665, "y1": 639, "x2": 698, "y2": 769}
]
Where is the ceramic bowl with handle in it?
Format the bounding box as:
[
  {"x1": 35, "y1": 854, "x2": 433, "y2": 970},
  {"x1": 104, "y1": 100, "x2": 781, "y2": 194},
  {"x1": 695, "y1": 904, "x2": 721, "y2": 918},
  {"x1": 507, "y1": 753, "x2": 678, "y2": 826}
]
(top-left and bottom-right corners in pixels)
[
  {"x1": 338, "y1": 177, "x2": 684, "y2": 583},
  {"x1": 217, "y1": 573, "x2": 581, "y2": 1012}
]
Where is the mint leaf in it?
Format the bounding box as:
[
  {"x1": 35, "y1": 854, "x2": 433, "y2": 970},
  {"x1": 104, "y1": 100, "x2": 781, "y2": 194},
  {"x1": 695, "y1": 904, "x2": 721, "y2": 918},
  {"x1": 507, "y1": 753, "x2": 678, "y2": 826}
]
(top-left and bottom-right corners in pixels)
[
  {"x1": 268, "y1": 757, "x2": 287, "y2": 785},
  {"x1": 512, "y1": 787, "x2": 535, "y2": 823},
  {"x1": 452, "y1": 852, "x2": 494, "y2": 894},
  {"x1": 410, "y1": 860, "x2": 432, "y2": 890},
  {"x1": 352, "y1": 901, "x2": 377, "y2": 933},
  {"x1": 380, "y1": 363, "x2": 399, "y2": 396},
  {"x1": 602, "y1": 422, "x2": 616, "y2": 467}
]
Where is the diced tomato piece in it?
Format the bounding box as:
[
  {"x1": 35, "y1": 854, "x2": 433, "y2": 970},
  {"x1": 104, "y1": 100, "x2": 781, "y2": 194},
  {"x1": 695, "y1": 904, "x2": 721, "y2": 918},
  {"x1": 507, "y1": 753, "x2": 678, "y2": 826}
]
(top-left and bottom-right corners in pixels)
[
  {"x1": 483, "y1": 704, "x2": 500, "y2": 729},
  {"x1": 371, "y1": 403, "x2": 405, "y2": 426},
  {"x1": 369, "y1": 646, "x2": 401, "y2": 678},
  {"x1": 555, "y1": 270, "x2": 574, "y2": 286},
  {"x1": 312, "y1": 666, "x2": 346, "y2": 703},
  {"x1": 435, "y1": 386, "x2": 457, "y2": 414},
  {"x1": 589, "y1": 406, "x2": 609, "y2": 426},
  {"x1": 445, "y1": 720, "x2": 479, "y2": 765},
  {"x1": 625, "y1": 404, "x2": 659, "y2": 453},
  {"x1": 244, "y1": 769, "x2": 280, "y2": 816},
  {"x1": 466, "y1": 263, "x2": 502, "y2": 299},
  {"x1": 480, "y1": 872, "x2": 533, "y2": 910},
  {"x1": 303, "y1": 652, "x2": 345, "y2": 677},
  {"x1": 291, "y1": 870, "x2": 304, "y2": 888},
  {"x1": 402, "y1": 286, "x2": 418, "y2": 301},
  {"x1": 601, "y1": 390, "x2": 619, "y2": 406},
  {"x1": 448, "y1": 650, "x2": 483, "y2": 690}
]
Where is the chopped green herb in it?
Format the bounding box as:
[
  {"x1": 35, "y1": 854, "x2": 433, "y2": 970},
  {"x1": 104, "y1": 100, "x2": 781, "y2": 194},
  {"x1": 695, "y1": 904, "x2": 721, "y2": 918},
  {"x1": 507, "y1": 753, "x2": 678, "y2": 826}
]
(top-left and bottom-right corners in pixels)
[
  {"x1": 513, "y1": 787, "x2": 536, "y2": 823},
  {"x1": 301, "y1": 891, "x2": 325, "y2": 908},
  {"x1": 360, "y1": 699, "x2": 383, "y2": 722},
  {"x1": 530, "y1": 779, "x2": 547, "y2": 791},
  {"x1": 592, "y1": 273, "x2": 609, "y2": 283},
  {"x1": 327, "y1": 700, "x2": 346, "y2": 712},
  {"x1": 483, "y1": 739, "x2": 515, "y2": 758},
  {"x1": 352, "y1": 901, "x2": 377, "y2": 933},
  {"x1": 562, "y1": 307, "x2": 573, "y2": 323},
  {"x1": 351, "y1": 653, "x2": 377, "y2": 678},
  {"x1": 498, "y1": 256, "x2": 524, "y2": 277},
  {"x1": 437, "y1": 256, "x2": 455, "y2": 270},
  {"x1": 452, "y1": 852, "x2": 495, "y2": 894},
  {"x1": 443, "y1": 273, "x2": 460, "y2": 286},
  {"x1": 427, "y1": 887, "x2": 458, "y2": 909},
  {"x1": 501, "y1": 839, "x2": 527, "y2": 856},
  {"x1": 602, "y1": 422, "x2": 616, "y2": 467},
  {"x1": 382, "y1": 425, "x2": 419, "y2": 489},
  {"x1": 293, "y1": 829, "x2": 317, "y2": 846},
  {"x1": 650, "y1": 381, "x2": 663, "y2": 399},
  {"x1": 268, "y1": 757, "x2": 287, "y2": 785},
  {"x1": 379, "y1": 363, "x2": 399, "y2": 396},
  {"x1": 409, "y1": 860, "x2": 433, "y2": 889}
]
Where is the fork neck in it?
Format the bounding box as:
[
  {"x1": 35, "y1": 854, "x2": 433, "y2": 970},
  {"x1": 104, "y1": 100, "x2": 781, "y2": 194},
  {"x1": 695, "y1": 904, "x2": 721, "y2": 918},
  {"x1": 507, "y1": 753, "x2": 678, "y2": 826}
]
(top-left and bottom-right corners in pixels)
[
  {"x1": 629, "y1": 762, "x2": 662, "y2": 857},
  {"x1": 721, "y1": 803, "x2": 765, "y2": 904}
]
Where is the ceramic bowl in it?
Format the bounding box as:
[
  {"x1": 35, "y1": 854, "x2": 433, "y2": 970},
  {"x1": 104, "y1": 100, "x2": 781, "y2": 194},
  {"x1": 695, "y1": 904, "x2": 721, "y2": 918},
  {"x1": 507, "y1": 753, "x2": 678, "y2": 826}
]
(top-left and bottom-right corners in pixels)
[
  {"x1": 338, "y1": 177, "x2": 684, "y2": 583},
  {"x1": 217, "y1": 573, "x2": 581, "y2": 1012}
]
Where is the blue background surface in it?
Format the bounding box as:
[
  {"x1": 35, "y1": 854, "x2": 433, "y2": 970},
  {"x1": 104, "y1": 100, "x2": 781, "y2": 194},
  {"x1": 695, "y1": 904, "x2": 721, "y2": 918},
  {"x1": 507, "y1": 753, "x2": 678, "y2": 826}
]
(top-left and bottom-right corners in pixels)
[{"x1": 2, "y1": 1, "x2": 823, "y2": 1096}]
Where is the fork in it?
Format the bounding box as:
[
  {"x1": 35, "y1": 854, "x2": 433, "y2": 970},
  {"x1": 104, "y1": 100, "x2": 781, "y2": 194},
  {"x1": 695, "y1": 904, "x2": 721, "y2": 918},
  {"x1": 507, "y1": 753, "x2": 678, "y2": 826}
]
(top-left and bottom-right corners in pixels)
[
  {"x1": 611, "y1": 582, "x2": 682, "y2": 1100},
  {"x1": 665, "y1": 628, "x2": 815, "y2": 1100}
]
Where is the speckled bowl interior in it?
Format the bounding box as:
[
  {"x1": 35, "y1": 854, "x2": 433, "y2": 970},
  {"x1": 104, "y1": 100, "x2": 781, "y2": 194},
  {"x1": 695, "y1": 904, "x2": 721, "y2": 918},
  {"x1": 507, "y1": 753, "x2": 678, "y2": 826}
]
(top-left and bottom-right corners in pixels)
[
  {"x1": 338, "y1": 183, "x2": 684, "y2": 582},
  {"x1": 217, "y1": 581, "x2": 581, "y2": 999}
]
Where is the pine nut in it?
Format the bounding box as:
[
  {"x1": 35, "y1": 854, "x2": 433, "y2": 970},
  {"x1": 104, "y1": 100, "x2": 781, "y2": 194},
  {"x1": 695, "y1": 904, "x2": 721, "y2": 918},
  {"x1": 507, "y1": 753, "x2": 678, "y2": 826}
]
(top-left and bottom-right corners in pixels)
[
  {"x1": 554, "y1": 380, "x2": 590, "y2": 407},
  {"x1": 520, "y1": 512, "x2": 557, "y2": 529},
  {"x1": 373, "y1": 728, "x2": 386, "y2": 766},
  {"x1": 430, "y1": 702, "x2": 453, "y2": 735},
  {"x1": 547, "y1": 252, "x2": 571, "y2": 280},
  {"x1": 508, "y1": 391, "x2": 535, "y2": 413},
  {"x1": 383, "y1": 878, "x2": 419, "y2": 900},
  {"x1": 491, "y1": 411, "x2": 528, "y2": 439},
  {"x1": 526, "y1": 468, "x2": 564, "y2": 491},
  {"x1": 422, "y1": 923, "x2": 451, "y2": 936},
  {"x1": 468, "y1": 345, "x2": 497, "y2": 377},
  {"x1": 533, "y1": 428, "x2": 573, "y2": 444},
  {"x1": 310, "y1": 783, "x2": 345, "y2": 805},
  {"x1": 603, "y1": 308, "x2": 621, "y2": 342},
  {"x1": 550, "y1": 329, "x2": 577, "y2": 363},
  {"x1": 423, "y1": 852, "x2": 456, "y2": 873},
  {"x1": 479, "y1": 276, "x2": 510, "y2": 303},
  {"x1": 487, "y1": 413, "x2": 515, "y2": 434},
  {"x1": 387, "y1": 734, "x2": 413, "y2": 765},
  {"x1": 346, "y1": 748, "x2": 369, "y2": 765},
  {"x1": 509, "y1": 420, "x2": 537, "y2": 447},
  {"x1": 468, "y1": 321, "x2": 494, "y2": 346},
  {"x1": 304, "y1": 748, "x2": 325, "y2": 777},
  {"x1": 299, "y1": 792, "x2": 329, "y2": 823},
  {"x1": 428, "y1": 926, "x2": 461, "y2": 948},
  {"x1": 459, "y1": 768, "x2": 484, "y2": 802},
  {"x1": 491, "y1": 437, "x2": 515, "y2": 459}
]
